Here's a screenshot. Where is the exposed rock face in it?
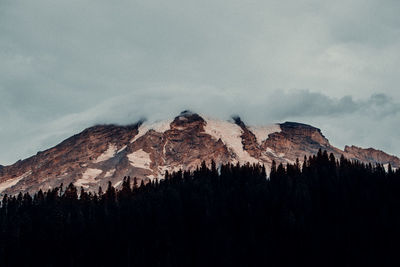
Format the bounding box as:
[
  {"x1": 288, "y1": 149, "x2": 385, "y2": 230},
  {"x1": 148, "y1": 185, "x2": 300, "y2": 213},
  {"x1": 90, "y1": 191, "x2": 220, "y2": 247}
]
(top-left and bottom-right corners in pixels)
[
  {"x1": 344, "y1": 145, "x2": 400, "y2": 168},
  {"x1": 0, "y1": 111, "x2": 399, "y2": 195},
  {"x1": 262, "y1": 122, "x2": 343, "y2": 162},
  {"x1": 0, "y1": 124, "x2": 140, "y2": 195}
]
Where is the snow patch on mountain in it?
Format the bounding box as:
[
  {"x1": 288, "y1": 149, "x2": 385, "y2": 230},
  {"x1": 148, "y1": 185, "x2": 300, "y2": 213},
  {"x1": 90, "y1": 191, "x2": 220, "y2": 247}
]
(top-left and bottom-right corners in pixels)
[
  {"x1": 383, "y1": 163, "x2": 389, "y2": 172},
  {"x1": 75, "y1": 168, "x2": 102, "y2": 188},
  {"x1": 127, "y1": 149, "x2": 152, "y2": 170},
  {"x1": 157, "y1": 165, "x2": 182, "y2": 177},
  {"x1": 248, "y1": 124, "x2": 281, "y2": 145},
  {"x1": 158, "y1": 166, "x2": 168, "y2": 177},
  {"x1": 265, "y1": 147, "x2": 286, "y2": 159},
  {"x1": 383, "y1": 163, "x2": 397, "y2": 172},
  {"x1": 266, "y1": 147, "x2": 278, "y2": 157},
  {"x1": 104, "y1": 169, "x2": 115, "y2": 178},
  {"x1": 130, "y1": 119, "x2": 172, "y2": 143},
  {"x1": 94, "y1": 144, "x2": 117, "y2": 163},
  {"x1": 117, "y1": 145, "x2": 127, "y2": 154},
  {"x1": 0, "y1": 171, "x2": 31, "y2": 193},
  {"x1": 114, "y1": 180, "x2": 123, "y2": 188},
  {"x1": 147, "y1": 174, "x2": 155, "y2": 180},
  {"x1": 204, "y1": 118, "x2": 259, "y2": 164}
]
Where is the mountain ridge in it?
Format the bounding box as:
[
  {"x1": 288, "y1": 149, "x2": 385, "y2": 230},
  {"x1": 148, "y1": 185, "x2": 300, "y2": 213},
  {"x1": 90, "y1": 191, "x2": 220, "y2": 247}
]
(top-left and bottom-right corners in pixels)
[{"x1": 0, "y1": 111, "x2": 399, "y2": 195}]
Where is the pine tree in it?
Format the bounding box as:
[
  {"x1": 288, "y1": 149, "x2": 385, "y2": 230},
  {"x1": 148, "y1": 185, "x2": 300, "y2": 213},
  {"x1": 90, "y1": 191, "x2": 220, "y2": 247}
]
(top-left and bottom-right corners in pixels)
[{"x1": 270, "y1": 160, "x2": 277, "y2": 180}]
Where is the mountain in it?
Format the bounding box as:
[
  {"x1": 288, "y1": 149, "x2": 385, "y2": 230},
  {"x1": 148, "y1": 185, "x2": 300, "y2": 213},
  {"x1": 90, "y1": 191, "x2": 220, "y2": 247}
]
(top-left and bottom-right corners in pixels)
[{"x1": 1, "y1": 111, "x2": 399, "y2": 195}]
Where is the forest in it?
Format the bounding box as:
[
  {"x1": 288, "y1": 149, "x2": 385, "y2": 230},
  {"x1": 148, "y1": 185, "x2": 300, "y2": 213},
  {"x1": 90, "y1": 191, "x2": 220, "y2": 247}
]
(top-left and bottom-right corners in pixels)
[{"x1": 1, "y1": 150, "x2": 400, "y2": 267}]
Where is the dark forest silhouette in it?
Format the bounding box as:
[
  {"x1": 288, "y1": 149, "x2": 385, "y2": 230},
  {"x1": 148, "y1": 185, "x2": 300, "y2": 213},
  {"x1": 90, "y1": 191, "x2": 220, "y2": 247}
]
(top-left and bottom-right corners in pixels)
[{"x1": 1, "y1": 150, "x2": 400, "y2": 267}]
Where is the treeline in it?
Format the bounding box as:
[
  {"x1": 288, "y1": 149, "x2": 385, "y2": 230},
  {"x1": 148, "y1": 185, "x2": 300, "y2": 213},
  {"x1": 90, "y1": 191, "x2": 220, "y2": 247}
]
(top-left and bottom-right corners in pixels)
[{"x1": 1, "y1": 150, "x2": 400, "y2": 267}]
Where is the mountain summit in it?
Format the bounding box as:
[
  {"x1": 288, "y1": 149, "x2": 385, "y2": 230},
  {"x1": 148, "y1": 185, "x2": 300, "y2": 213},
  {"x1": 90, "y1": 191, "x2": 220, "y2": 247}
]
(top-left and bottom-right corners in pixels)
[{"x1": 0, "y1": 111, "x2": 399, "y2": 195}]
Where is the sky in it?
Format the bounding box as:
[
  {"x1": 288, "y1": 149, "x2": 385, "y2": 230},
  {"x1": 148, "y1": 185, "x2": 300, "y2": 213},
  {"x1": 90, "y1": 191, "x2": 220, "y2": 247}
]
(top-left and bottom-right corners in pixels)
[{"x1": 0, "y1": 0, "x2": 399, "y2": 165}]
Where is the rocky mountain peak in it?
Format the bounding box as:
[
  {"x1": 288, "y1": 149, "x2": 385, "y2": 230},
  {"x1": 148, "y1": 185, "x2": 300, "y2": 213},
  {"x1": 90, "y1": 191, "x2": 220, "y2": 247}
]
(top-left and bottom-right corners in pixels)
[
  {"x1": 171, "y1": 111, "x2": 205, "y2": 129},
  {"x1": 231, "y1": 115, "x2": 245, "y2": 126},
  {"x1": 344, "y1": 145, "x2": 400, "y2": 167},
  {"x1": 279, "y1": 122, "x2": 330, "y2": 146},
  {"x1": 0, "y1": 111, "x2": 398, "y2": 196}
]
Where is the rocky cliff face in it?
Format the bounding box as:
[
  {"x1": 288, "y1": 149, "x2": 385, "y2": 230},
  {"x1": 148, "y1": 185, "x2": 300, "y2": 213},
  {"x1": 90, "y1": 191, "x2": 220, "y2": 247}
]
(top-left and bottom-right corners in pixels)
[
  {"x1": 0, "y1": 111, "x2": 398, "y2": 195},
  {"x1": 344, "y1": 145, "x2": 400, "y2": 169}
]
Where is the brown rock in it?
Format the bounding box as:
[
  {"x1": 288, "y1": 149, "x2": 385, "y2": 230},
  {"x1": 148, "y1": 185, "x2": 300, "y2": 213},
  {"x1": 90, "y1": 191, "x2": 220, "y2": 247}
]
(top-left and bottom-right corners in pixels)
[{"x1": 0, "y1": 112, "x2": 398, "y2": 196}]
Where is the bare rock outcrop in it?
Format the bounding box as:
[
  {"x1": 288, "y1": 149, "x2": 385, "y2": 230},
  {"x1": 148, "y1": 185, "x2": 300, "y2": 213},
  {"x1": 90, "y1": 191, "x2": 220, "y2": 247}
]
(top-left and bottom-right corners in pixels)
[
  {"x1": 0, "y1": 111, "x2": 398, "y2": 196},
  {"x1": 344, "y1": 145, "x2": 400, "y2": 168}
]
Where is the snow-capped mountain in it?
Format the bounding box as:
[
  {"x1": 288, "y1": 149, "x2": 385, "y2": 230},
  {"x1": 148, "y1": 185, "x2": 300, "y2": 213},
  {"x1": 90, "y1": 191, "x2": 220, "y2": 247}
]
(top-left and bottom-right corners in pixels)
[{"x1": 0, "y1": 111, "x2": 399, "y2": 195}]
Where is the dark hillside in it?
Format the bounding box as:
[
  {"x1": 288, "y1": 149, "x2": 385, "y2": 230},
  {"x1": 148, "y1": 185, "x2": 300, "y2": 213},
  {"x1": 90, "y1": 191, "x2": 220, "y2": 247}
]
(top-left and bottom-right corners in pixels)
[{"x1": 1, "y1": 151, "x2": 400, "y2": 267}]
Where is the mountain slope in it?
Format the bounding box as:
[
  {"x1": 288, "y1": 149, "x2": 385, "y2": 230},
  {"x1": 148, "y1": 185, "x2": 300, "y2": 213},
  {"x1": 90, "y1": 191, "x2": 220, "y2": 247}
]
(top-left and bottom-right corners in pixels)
[{"x1": 0, "y1": 111, "x2": 399, "y2": 195}]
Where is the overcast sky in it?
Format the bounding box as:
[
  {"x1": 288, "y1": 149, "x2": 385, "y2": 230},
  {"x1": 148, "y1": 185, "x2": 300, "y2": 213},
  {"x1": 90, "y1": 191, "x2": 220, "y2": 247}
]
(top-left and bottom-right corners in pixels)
[{"x1": 1, "y1": 0, "x2": 399, "y2": 165}]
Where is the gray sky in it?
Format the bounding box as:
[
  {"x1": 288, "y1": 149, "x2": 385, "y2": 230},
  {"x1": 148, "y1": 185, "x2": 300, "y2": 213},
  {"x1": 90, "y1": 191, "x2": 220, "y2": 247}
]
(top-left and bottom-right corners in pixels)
[{"x1": 1, "y1": 0, "x2": 399, "y2": 165}]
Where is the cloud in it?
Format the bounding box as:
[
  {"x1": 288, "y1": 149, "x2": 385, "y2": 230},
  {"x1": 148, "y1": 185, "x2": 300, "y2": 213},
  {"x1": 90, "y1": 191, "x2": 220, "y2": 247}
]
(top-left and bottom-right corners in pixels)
[
  {"x1": 0, "y1": 0, "x2": 400, "y2": 164},
  {"x1": 1, "y1": 88, "x2": 399, "y2": 165}
]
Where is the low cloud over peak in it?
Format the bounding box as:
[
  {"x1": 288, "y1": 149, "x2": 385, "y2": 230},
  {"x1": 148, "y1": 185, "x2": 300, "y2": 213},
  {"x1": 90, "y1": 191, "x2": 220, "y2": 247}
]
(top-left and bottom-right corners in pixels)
[
  {"x1": 1, "y1": 88, "x2": 399, "y2": 165},
  {"x1": 1, "y1": 0, "x2": 399, "y2": 164}
]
